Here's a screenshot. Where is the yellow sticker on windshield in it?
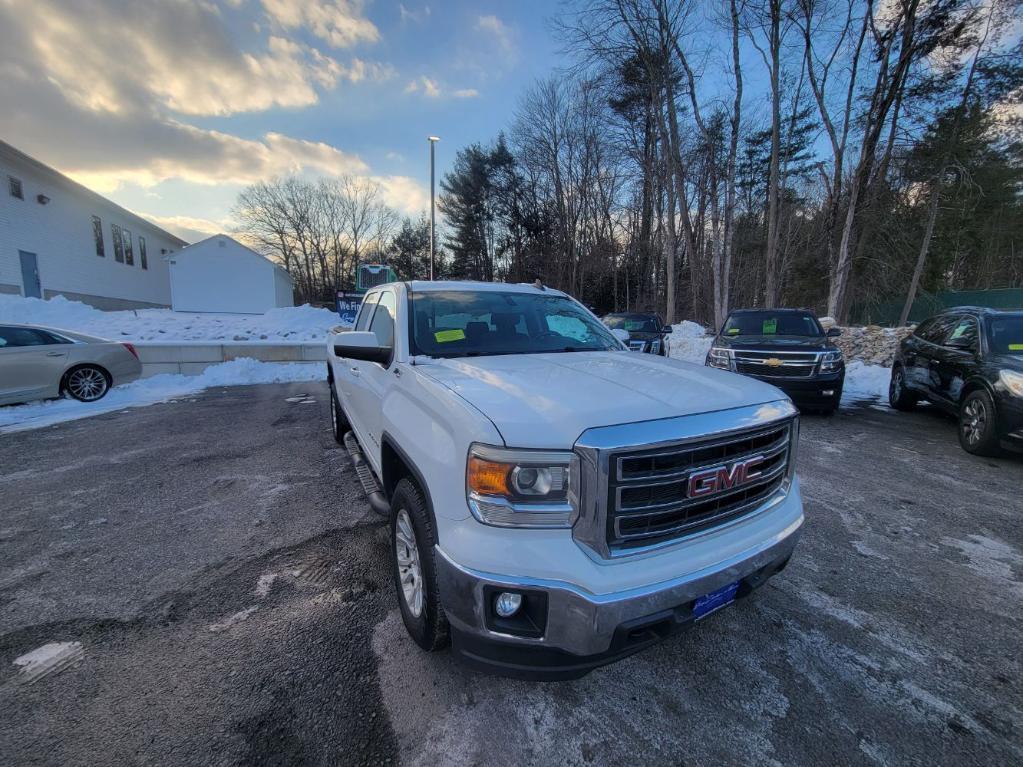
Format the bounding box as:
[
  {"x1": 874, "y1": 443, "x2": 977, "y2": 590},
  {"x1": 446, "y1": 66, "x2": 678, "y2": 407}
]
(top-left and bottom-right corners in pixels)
[
  {"x1": 1009, "y1": 343, "x2": 1023, "y2": 351},
  {"x1": 435, "y1": 329, "x2": 465, "y2": 343},
  {"x1": 727, "y1": 328, "x2": 739, "y2": 335},
  {"x1": 763, "y1": 319, "x2": 778, "y2": 334}
]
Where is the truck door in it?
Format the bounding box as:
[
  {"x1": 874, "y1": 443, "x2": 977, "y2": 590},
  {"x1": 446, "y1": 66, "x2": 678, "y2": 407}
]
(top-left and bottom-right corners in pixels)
[{"x1": 348, "y1": 289, "x2": 397, "y2": 457}]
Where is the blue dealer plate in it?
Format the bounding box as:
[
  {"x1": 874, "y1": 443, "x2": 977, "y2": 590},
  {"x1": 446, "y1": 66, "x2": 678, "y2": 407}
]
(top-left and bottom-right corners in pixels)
[{"x1": 692, "y1": 580, "x2": 740, "y2": 620}]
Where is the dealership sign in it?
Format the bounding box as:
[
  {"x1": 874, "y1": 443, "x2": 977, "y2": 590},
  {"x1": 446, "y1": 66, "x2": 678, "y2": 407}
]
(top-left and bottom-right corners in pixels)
[{"x1": 336, "y1": 291, "x2": 362, "y2": 327}]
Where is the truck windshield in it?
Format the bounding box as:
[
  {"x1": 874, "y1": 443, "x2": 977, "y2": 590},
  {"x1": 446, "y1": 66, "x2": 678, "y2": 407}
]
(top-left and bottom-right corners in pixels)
[
  {"x1": 723, "y1": 312, "x2": 823, "y2": 337},
  {"x1": 409, "y1": 290, "x2": 621, "y2": 358},
  {"x1": 987, "y1": 315, "x2": 1023, "y2": 355}
]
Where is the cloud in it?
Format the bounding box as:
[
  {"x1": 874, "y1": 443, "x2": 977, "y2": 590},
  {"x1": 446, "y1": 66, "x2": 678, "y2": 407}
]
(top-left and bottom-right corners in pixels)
[
  {"x1": 399, "y1": 3, "x2": 431, "y2": 24},
  {"x1": 0, "y1": 0, "x2": 425, "y2": 223},
  {"x1": 476, "y1": 14, "x2": 516, "y2": 57},
  {"x1": 0, "y1": 0, "x2": 371, "y2": 118},
  {"x1": 404, "y1": 77, "x2": 477, "y2": 99},
  {"x1": 135, "y1": 213, "x2": 229, "y2": 244},
  {"x1": 262, "y1": 0, "x2": 379, "y2": 48},
  {"x1": 404, "y1": 76, "x2": 441, "y2": 98}
]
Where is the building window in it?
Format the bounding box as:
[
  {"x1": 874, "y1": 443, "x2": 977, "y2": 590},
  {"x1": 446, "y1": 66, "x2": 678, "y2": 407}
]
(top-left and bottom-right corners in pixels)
[
  {"x1": 92, "y1": 216, "x2": 105, "y2": 257},
  {"x1": 112, "y1": 223, "x2": 124, "y2": 263},
  {"x1": 123, "y1": 229, "x2": 134, "y2": 265},
  {"x1": 139, "y1": 236, "x2": 148, "y2": 270},
  {"x1": 8, "y1": 176, "x2": 23, "y2": 199}
]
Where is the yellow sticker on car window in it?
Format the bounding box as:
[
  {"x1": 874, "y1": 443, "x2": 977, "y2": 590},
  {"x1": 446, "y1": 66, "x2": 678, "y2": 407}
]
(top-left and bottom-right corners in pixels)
[
  {"x1": 1009, "y1": 343, "x2": 1023, "y2": 351},
  {"x1": 435, "y1": 329, "x2": 465, "y2": 343},
  {"x1": 727, "y1": 327, "x2": 739, "y2": 335}
]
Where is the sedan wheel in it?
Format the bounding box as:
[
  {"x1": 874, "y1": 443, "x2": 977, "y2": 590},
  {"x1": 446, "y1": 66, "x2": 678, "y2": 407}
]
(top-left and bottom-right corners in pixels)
[
  {"x1": 394, "y1": 508, "x2": 424, "y2": 618},
  {"x1": 66, "y1": 366, "x2": 109, "y2": 402}
]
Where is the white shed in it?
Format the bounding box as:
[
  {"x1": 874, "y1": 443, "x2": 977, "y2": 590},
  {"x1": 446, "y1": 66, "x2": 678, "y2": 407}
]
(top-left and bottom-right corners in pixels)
[{"x1": 168, "y1": 234, "x2": 294, "y2": 314}]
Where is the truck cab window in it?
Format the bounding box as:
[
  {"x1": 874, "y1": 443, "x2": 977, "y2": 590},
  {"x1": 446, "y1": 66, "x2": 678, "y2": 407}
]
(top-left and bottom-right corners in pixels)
[{"x1": 355, "y1": 293, "x2": 379, "y2": 331}]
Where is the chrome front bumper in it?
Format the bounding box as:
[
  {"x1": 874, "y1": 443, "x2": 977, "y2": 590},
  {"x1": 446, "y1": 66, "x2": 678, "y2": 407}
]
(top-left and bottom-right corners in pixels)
[{"x1": 435, "y1": 512, "x2": 803, "y2": 661}]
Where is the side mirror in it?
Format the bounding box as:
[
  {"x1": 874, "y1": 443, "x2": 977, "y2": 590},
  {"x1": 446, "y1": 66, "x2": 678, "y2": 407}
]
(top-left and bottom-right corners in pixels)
[
  {"x1": 661, "y1": 326, "x2": 673, "y2": 335},
  {"x1": 611, "y1": 328, "x2": 630, "y2": 343},
  {"x1": 826, "y1": 327, "x2": 841, "y2": 337},
  {"x1": 333, "y1": 331, "x2": 393, "y2": 365}
]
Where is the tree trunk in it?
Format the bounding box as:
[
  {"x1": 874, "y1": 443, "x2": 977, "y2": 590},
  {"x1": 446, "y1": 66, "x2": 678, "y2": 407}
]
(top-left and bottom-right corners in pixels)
[
  {"x1": 762, "y1": 0, "x2": 783, "y2": 308},
  {"x1": 898, "y1": 183, "x2": 940, "y2": 326}
]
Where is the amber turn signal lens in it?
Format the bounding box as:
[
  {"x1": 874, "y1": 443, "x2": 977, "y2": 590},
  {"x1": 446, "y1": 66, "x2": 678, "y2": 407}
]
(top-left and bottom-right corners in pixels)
[{"x1": 468, "y1": 456, "x2": 512, "y2": 496}]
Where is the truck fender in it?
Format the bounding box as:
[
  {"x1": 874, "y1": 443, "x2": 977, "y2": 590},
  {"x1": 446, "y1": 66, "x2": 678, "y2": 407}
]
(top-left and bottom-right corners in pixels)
[{"x1": 380, "y1": 432, "x2": 440, "y2": 543}]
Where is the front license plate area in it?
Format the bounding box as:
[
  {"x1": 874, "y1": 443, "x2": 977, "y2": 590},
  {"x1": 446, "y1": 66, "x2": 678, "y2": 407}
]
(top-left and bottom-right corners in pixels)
[{"x1": 692, "y1": 580, "x2": 740, "y2": 620}]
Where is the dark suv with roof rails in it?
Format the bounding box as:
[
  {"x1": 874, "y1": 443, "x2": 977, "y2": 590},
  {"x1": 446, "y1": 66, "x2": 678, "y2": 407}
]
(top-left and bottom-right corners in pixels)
[
  {"x1": 602, "y1": 312, "x2": 671, "y2": 355},
  {"x1": 705, "y1": 308, "x2": 844, "y2": 413},
  {"x1": 889, "y1": 307, "x2": 1023, "y2": 455}
]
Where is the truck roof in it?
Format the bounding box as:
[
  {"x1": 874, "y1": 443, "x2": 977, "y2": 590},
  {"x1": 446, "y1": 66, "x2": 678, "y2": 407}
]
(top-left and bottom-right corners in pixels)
[{"x1": 403, "y1": 280, "x2": 568, "y2": 297}]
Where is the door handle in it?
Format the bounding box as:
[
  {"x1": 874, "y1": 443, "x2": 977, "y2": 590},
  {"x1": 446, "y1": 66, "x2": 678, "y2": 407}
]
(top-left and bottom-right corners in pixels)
[
  {"x1": 350, "y1": 366, "x2": 360, "y2": 376},
  {"x1": 45, "y1": 351, "x2": 63, "y2": 357}
]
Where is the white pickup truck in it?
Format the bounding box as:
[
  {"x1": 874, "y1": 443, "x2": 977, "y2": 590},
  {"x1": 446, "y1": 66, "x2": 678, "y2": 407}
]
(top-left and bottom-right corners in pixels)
[{"x1": 327, "y1": 280, "x2": 803, "y2": 679}]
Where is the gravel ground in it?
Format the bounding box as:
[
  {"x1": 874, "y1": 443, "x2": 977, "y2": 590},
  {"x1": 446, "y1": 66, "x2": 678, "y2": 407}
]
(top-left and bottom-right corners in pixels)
[{"x1": 0, "y1": 383, "x2": 1020, "y2": 766}]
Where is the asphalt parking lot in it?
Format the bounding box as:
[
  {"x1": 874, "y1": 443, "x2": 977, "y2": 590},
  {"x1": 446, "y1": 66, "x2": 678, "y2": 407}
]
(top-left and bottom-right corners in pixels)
[{"x1": 1, "y1": 383, "x2": 1021, "y2": 766}]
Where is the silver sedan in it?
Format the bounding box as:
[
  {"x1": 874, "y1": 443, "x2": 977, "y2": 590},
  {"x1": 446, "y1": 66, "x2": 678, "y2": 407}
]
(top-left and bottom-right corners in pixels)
[{"x1": 0, "y1": 324, "x2": 142, "y2": 405}]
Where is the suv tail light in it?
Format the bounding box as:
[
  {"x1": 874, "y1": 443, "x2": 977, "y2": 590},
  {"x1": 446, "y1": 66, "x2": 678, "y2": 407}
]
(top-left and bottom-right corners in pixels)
[{"x1": 122, "y1": 343, "x2": 139, "y2": 360}]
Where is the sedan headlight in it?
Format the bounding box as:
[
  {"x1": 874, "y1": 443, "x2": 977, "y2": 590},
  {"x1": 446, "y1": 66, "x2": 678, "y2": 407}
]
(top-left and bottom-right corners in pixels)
[
  {"x1": 820, "y1": 350, "x2": 844, "y2": 372},
  {"x1": 466, "y1": 444, "x2": 578, "y2": 528},
  {"x1": 706, "y1": 346, "x2": 734, "y2": 370},
  {"x1": 999, "y1": 369, "x2": 1023, "y2": 397}
]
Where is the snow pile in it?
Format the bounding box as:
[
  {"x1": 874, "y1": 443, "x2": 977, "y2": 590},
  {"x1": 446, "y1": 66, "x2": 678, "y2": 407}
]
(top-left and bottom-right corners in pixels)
[
  {"x1": 841, "y1": 361, "x2": 891, "y2": 404},
  {"x1": 0, "y1": 358, "x2": 322, "y2": 433},
  {"x1": 667, "y1": 321, "x2": 713, "y2": 363},
  {"x1": 0, "y1": 294, "x2": 340, "y2": 342}
]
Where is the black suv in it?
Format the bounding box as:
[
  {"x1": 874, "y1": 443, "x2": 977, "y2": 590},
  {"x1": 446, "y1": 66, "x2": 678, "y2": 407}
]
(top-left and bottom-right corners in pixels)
[
  {"x1": 603, "y1": 312, "x2": 670, "y2": 355},
  {"x1": 889, "y1": 307, "x2": 1023, "y2": 455},
  {"x1": 706, "y1": 308, "x2": 844, "y2": 412}
]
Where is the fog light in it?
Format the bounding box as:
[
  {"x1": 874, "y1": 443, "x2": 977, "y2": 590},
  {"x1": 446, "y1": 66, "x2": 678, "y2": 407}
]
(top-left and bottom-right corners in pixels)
[
  {"x1": 495, "y1": 592, "x2": 522, "y2": 617},
  {"x1": 822, "y1": 389, "x2": 834, "y2": 396}
]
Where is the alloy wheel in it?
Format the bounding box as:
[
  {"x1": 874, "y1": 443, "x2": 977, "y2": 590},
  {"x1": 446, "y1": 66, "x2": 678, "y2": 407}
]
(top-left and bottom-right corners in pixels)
[
  {"x1": 67, "y1": 368, "x2": 108, "y2": 401},
  {"x1": 395, "y1": 508, "x2": 424, "y2": 618},
  {"x1": 961, "y1": 399, "x2": 987, "y2": 447}
]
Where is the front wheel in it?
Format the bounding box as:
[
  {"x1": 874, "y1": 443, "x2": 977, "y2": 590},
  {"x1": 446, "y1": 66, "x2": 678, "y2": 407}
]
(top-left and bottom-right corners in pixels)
[
  {"x1": 391, "y1": 478, "x2": 449, "y2": 652},
  {"x1": 959, "y1": 390, "x2": 1000, "y2": 456},
  {"x1": 65, "y1": 365, "x2": 110, "y2": 402},
  {"x1": 889, "y1": 367, "x2": 918, "y2": 411}
]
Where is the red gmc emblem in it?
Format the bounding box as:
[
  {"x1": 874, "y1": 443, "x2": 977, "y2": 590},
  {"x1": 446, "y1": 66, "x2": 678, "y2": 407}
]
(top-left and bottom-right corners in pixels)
[{"x1": 687, "y1": 455, "x2": 765, "y2": 499}]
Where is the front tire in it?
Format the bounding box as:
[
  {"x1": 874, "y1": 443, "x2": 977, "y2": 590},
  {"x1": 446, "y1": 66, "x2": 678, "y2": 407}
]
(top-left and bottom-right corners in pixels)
[
  {"x1": 889, "y1": 366, "x2": 918, "y2": 411},
  {"x1": 64, "y1": 365, "x2": 110, "y2": 402},
  {"x1": 390, "y1": 478, "x2": 449, "y2": 652},
  {"x1": 959, "y1": 390, "x2": 1000, "y2": 456}
]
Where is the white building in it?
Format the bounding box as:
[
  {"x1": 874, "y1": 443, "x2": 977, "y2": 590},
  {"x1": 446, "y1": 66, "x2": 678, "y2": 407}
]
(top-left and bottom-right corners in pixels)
[
  {"x1": 168, "y1": 234, "x2": 294, "y2": 314},
  {"x1": 0, "y1": 140, "x2": 187, "y2": 310}
]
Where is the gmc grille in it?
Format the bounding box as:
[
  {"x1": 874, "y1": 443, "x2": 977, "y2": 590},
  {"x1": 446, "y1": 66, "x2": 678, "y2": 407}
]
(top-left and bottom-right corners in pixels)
[{"x1": 606, "y1": 423, "x2": 791, "y2": 550}]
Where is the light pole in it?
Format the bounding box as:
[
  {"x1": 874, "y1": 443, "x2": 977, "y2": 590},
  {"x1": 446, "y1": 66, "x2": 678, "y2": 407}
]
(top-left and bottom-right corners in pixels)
[{"x1": 428, "y1": 136, "x2": 440, "y2": 280}]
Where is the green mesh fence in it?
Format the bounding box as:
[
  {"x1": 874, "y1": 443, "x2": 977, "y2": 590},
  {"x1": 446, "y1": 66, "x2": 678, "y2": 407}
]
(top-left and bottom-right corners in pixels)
[{"x1": 851, "y1": 288, "x2": 1023, "y2": 326}]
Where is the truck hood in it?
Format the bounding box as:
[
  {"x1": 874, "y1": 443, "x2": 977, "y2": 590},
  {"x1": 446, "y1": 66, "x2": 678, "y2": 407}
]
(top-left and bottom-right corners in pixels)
[
  {"x1": 713, "y1": 334, "x2": 835, "y2": 352},
  {"x1": 417, "y1": 351, "x2": 787, "y2": 448}
]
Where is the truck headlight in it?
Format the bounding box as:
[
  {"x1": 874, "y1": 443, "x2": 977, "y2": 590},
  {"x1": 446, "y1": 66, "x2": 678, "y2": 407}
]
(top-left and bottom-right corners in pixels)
[
  {"x1": 820, "y1": 350, "x2": 844, "y2": 372},
  {"x1": 999, "y1": 369, "x2": 1023, "y2": 397},
  {"x1": 706, "y1": 346, "x2": 733, "y2": 370},
  {"x1": 466, "y1": 444, "x2": 578, "y2": 528}
]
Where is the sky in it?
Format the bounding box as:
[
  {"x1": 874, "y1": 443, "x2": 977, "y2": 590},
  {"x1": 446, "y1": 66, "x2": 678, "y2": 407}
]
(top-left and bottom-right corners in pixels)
[{"x1": 0, "y1": 0, "x2": 563, "y2": 242}]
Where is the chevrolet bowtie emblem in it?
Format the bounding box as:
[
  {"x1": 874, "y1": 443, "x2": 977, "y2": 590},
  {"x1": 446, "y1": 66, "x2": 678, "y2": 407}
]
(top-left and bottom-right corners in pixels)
[{"x1": 764, "y1": 358, "x2": 784, "y2": 367}]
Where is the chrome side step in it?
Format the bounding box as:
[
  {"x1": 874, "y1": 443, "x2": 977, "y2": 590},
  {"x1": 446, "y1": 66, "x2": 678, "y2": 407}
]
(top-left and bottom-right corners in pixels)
[{"x1": 343, "y1": 431, "x2": 390, "y2": 516}]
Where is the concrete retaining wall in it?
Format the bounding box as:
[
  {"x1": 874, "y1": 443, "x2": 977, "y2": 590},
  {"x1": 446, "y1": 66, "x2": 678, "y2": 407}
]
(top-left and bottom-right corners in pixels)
[{"x1": 135, "y1": 342, "x2": 325, "y2": 377}]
